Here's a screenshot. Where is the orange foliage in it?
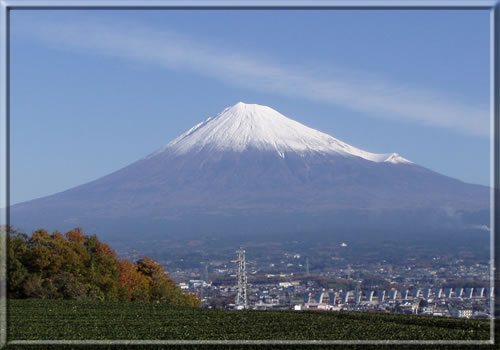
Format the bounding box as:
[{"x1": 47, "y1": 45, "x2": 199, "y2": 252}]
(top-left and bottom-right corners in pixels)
[
  {"x1": 117, "y1": 259, "x2": 151, "y2": 300},
  {"x1": 65, "y1": 228, "x2": 87, "y2": 244},
  {"x1": 10, "y1": 227, "x2": 199, "y2": 306},
  {"x1": 136, "y1": 256, "x2": 164, "y2": 279},
  {"x1": 96, "y1": 242, "x2": 117, "y2": 259}
]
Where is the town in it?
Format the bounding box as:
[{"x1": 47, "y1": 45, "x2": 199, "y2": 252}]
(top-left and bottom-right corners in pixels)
[
  {"x1": 115, "y1": 231, "x2": 492, "y2": 319},
  {"x1": 180, "y1": 275, "x2": 492, "y2": 319},
  {"x1": 150, "y1": 246, "x2": 491, "y2": 319}
]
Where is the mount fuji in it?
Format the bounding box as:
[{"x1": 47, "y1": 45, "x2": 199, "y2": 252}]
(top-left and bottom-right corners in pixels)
[{"x1": 11, "y1": 102, "x2": 489, "y2": 241}]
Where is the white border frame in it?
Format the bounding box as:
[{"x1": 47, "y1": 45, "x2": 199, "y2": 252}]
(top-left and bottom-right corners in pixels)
[{"x1": 0, "y1": 0, "x2": 498, "y2": 347}]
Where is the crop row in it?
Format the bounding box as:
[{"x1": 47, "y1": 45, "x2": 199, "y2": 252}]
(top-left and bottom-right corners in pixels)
[{"x1": 8, "y1": 299, "x2": 491, "y2": 341}]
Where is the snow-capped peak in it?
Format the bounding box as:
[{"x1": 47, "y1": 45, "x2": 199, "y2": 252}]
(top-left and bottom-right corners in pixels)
[{"x1": 150, "y1": 102, "x2": 411, "y2": 164}]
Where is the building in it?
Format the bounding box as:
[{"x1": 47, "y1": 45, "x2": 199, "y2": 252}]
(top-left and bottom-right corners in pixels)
[{"x1": 449, "y1": 305, "x2": 473, "y2": 318}]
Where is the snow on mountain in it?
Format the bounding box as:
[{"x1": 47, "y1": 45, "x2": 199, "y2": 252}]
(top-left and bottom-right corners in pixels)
[
  {"x1": 10, "y1": 102, "x2": 489, "y2": 241},
  {"x1": 149, "y1": 102, "x2": 411, "y2": 164}
]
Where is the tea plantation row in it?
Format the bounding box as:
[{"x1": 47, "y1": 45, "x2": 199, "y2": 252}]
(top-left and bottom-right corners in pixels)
[{"x1": 6, "y1": 299, "x2": 494, "y2": 349}]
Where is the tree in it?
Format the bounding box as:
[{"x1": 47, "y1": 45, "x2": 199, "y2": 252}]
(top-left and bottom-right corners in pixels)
[
  {"x1": 52, "y1": 273, "x2": 88, "y2": 300},
  {"x1": 7, "y1": 227, "x2": 199, "y2": 306},
  {"x1": 118, "y1": 259, "x2": 150, "y2": 302},
  {"x1": 6, "y1": 231, "x2": 29, "y2": 297}
]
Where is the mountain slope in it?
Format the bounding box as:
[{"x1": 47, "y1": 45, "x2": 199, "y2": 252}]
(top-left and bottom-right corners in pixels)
[{"x1": 10, "y1": 102, "x2": 489, "y2": 240}]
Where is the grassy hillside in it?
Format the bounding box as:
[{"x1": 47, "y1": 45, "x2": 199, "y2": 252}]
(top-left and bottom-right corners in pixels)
[{"x1": 6, "y1": 299, "x2": 494, "y2": 350}]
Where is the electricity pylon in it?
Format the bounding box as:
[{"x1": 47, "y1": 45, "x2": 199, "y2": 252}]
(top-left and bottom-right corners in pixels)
[{"x1": 235, "y1": 247, "x2": 248, "y2": 309}]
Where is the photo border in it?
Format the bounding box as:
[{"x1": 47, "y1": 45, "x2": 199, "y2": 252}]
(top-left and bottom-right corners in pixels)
[{"x1": 0, "y1": 0, "x2": 498, "y2": 347}]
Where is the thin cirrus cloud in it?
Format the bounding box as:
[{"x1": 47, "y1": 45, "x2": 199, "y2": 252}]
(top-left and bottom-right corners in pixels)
[{"x1": 17, "y1": 17, "x2": 489, "y2": 137}]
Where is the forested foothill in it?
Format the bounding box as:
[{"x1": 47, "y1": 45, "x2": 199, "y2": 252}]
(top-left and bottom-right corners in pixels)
[{"x1": 6, "y1": 227, "x2": 200, "y2": 306}]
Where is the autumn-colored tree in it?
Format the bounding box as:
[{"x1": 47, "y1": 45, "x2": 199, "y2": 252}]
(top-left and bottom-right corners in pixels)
[
  {"x1": 118, "y1": 259, "x2": 151, "y2": 302},
  {"x1": 7, "y1": 227, "x2": 198, "y2": 306},
  {"x1": 64, "y1": 228, "x2": 87, "y2": 244},
  {"x1": 136, "y1": 256, "x2": 163, "y2": 278},
  {"x1": 136, "y1": 256, "x2": 200, "y2": 305}
]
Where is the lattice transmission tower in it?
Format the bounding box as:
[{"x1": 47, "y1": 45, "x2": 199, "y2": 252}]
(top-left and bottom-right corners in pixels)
[{"x1": 235, "y1": 247, "x2": 248, "y2": 309}]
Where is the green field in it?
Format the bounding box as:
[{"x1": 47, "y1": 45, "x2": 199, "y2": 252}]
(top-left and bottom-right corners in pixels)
[{"x1": 6, "y1": 299, "x2": 492, "y2": 345}]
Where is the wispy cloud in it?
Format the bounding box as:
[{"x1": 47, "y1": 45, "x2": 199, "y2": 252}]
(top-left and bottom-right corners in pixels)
[{"x1": 17, "y1": 16, "x2": 489, "y2": 137}]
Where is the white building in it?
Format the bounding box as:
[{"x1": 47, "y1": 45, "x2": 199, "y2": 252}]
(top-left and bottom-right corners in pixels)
[{"x1": 449, "y1": 305, "x2": 473, "y2": 318}]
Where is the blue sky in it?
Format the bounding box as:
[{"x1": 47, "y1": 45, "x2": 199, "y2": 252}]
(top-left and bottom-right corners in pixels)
[{"x1": 10, "y1": 9, "x2": 490, "y2": 204}]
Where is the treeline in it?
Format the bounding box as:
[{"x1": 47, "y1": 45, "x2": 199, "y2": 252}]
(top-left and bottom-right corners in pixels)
[{"x1": 7, "y1": 227, "x2": 200, "y2": 306}]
